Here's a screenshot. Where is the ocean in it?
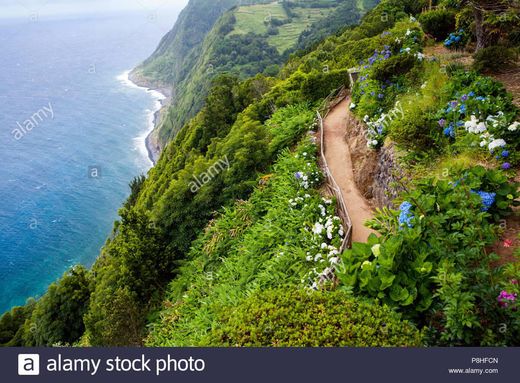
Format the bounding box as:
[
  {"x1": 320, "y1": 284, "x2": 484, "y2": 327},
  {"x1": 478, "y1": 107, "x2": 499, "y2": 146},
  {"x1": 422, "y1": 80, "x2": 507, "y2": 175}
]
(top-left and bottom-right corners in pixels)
[{"x1": 0, "y1": 10, "x2": 177, "y2": 312}]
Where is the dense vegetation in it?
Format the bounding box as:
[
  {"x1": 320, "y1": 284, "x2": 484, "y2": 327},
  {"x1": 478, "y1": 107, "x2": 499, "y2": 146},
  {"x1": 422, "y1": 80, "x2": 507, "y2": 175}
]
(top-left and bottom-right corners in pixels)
[
  {"x1": 1, "y1": 0, "x2": 519, "y2": 347},
  {"x1": 137, "y1": 0, "x2": 376, "y2": 147}
]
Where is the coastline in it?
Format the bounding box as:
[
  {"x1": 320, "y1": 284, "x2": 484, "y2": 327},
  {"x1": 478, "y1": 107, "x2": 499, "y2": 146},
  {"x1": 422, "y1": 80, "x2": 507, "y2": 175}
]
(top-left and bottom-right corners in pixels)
[{"x1": 118, "y1": 70, "x2": 171, "y2": 166}]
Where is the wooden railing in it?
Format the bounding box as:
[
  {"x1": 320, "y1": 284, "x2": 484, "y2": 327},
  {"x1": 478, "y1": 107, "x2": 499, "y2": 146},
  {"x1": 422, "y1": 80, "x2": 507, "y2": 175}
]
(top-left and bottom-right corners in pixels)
[{"x1": 316, "y1": 102, "x2": 353, "y2": 251}]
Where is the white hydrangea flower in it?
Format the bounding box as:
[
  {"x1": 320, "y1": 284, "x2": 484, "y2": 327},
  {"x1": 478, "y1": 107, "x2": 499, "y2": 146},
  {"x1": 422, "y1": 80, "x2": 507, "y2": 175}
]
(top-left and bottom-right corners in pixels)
[
  {"x1": 508, "y1": 122, "x2": 519, "y2": 132},
  {"x1": 488, "y1": 138, "x2": 507, "y2": 151},
  {"x1": 329, "y1": 257, "x2": 340, "y2": 265},
  {"x1": 312, "y1": 222, "x2": 324, "y2": 235}
]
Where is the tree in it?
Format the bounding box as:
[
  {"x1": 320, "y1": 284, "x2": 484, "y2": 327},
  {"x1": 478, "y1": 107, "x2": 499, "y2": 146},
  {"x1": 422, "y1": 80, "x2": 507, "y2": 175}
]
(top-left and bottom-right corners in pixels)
[
  {"x1": 22, "y1": 267, "x2": 91, "y2": 346},
  {"x1": 466, "y1": 1, "x2": 519, "y2": 51}
]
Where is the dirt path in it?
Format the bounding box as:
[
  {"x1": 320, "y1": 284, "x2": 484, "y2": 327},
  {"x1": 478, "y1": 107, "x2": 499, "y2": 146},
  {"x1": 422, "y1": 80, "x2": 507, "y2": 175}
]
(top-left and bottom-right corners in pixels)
[{"x1": 323, "y1": 97, "x2": 375, "y2": 243}]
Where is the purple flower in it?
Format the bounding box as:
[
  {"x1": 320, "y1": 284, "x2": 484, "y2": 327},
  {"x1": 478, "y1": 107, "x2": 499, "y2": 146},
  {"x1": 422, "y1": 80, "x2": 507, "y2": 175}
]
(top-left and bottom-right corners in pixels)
[
  {"x1": 438, "y1": 118, "x2": 446, "y2": 127},
  {"x1": 498, "y1": 290, "x2": 517, "y2": 308},
  {"x1": 378, "y1": 93, "x2": 384, "y2": 99},
  {"x1": 295, "y1": 172, "x2": 303, "y2": 179},
  {"x1": 502, "y1": 162, "x2": 511, "y2": 170},
  {"x1": 450, "y1": 101, "x2": 458, "y2": 108},
  {"x1": 461, "y1": 94, "x2": 468, "y2": 101}
]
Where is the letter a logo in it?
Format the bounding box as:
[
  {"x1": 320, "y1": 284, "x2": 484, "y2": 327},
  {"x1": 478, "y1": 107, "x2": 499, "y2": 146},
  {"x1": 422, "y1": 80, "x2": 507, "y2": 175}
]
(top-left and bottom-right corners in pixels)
[{"x1": 18, "y1": 354, "x2": 40, "y2": 375}]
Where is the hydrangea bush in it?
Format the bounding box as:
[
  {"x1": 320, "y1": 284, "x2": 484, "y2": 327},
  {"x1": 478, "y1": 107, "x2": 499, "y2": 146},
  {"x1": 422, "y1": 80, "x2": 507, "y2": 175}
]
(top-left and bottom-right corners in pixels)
[
  {"x1": 351, "y1": 19, "x2": 425, "y2": 142},
  {"x1": 434, "y1": 71, "x2": 520, "y2": 167},
  {"x1": 336, "y1": 166, "x2": 519, "y2": 345}
]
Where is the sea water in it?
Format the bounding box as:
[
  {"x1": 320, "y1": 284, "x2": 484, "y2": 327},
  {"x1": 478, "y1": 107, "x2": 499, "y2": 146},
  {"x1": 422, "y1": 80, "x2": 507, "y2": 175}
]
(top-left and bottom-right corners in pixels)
[{"x1": 0, "y1": 11, "x2": 177, "y2": 312}]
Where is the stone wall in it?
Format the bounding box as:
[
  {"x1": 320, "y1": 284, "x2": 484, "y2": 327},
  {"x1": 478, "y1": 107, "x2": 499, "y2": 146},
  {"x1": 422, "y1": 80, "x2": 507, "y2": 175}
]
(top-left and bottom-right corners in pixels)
[{"x1": 345, "y1": 108, "x2": 404, "y2": 208}]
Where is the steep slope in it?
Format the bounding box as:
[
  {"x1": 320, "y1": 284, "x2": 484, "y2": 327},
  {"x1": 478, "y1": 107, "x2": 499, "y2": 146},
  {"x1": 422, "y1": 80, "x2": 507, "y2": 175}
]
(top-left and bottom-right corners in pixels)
[
  {"x1": 131, "y1": 0, "x2": 261, "y2": 87},
  {"x1": 2, "y1": 0, "x2": 519, "y2": 348},
  {"x1": 138, "y1": 0, "x2": 377, "y2": 153}
]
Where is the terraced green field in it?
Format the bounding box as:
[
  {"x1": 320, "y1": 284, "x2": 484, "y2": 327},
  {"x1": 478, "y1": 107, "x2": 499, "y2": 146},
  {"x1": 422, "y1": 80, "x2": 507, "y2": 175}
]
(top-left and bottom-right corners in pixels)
[
  {"x1": 232, "y1": 3, "x2": 288, "y2": 36},
  {"x1": 269, "y1": 7, "x2": 334, "y2": 53},
  {"x1": 231, "y1": 1, "x2": 337, "y2": 54}
]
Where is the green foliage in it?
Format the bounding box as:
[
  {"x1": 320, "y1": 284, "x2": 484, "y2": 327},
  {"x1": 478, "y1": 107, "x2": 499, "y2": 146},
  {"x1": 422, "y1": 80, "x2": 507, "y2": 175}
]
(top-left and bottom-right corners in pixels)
[
  {"x1": 22, "y1": 266, "x2": 91, "y2": 346},
  {"x1": 8, "y1": 0, "x2": 520, "y2": 349},
  {"x1": 208, "y1": 289, "x2": 422, "y2": 347},
  {"x1": 371, "y1": 53, "x2": 418, "y2": 82},
  {"x1": 124, "y1": 175, "x2": 146, "y2": 210},
  {"x1": 337, "y1": 166, "x2": 519, "y2": 345},
  {"x1": 295, "y1": 0, "x2": 377, "y2": 51},
  {"x1": 300, "y1": 68, "x2": 350, "y2": 101},
  {"x1": 83, "y1": 209, "x2": 171, "y2": 346},
  {"x1": 147, "y1": 139, "x2": 347, "y2": 346},
  {"x1": 149, "y1": 0, "x2": 371, "y2": 145},
  {"x1": 266, "y1": 103, "x2": 315, "y2": 156},
  {"x1": 387, "y1": 96, "x2": 439, "y2": 151},
  {"x1": 473, "y1": 45, "x2": 518, "y2": 73},
  {"x1": 0, "y1": 300, "x2": 35, "y2": 346},
  {"x1": 418, "y1": 9, "x2": 456, "y2": 41}
]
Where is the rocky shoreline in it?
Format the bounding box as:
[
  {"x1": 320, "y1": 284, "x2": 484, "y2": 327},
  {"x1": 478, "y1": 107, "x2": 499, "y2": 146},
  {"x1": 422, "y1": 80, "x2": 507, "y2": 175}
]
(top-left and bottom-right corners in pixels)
[{"x1": 128, "y1": 69, "x2": 172, "y2": 165}]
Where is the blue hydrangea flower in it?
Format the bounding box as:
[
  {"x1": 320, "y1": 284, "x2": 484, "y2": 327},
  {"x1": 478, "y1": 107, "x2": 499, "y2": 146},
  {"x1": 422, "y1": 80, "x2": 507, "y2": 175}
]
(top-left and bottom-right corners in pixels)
[
  {"x1": 468, "y1": 91, "x2": 475, "y2": 97},
  {"x1": 473, "y1": 190, "x2": 496, "y2": 211},
  {"x1": 502, "y1": 150, "x2": 509, "y2": 158},
  {"x1": 443, "y1": 126, "x2": 455, "y2": 138},
  {"x1": 398, "y1": 201, "x2": 414, "y2": 228}
]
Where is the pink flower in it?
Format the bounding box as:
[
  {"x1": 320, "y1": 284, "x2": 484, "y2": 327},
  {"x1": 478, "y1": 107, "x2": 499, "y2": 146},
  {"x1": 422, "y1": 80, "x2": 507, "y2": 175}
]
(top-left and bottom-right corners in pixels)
[
  {"x1": 503, "y1": 239, "x2": 513, "y2": 248},
  {"x1": 498, "y1": 290, "x2": 517, "y2": 308}
]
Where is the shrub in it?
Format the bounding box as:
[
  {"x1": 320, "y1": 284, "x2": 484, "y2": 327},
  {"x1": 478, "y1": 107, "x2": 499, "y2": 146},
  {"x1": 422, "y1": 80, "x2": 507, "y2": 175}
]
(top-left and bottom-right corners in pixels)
[
  {"x1": 388, "y1": 102, "x2": 438, "y2": 151},
  {"x1": 473, "y1": 45, "x2": 518, "y2": 73},
  {"x1": 418, "y1": 9, "x2": 456, "y2": 41},
  {"x1": 338, "y1": 166, "x2": 519, "y2": 345},
  {"x1": 300, "y1": 68, "x2": 350, "y2": 100},
  {"x1": 208, "y1": 289, "x2": 422, "y2": 347},
  {"x1": 371, "y1": 53, "x2": 418, "y2": 82},
  {"x1": 444, "y1": 29, "x2": 467, "y2": 50}
]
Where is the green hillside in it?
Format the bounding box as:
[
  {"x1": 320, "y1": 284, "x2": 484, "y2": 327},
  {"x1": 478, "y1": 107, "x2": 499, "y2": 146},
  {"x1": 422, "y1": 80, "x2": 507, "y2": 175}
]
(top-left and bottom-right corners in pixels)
[
  {"x1": 1, "y1": 0, "x2": 519, "y2": 348},
  {"x1": 140, "y1": 0, "x2": 375, "y2": 149}
]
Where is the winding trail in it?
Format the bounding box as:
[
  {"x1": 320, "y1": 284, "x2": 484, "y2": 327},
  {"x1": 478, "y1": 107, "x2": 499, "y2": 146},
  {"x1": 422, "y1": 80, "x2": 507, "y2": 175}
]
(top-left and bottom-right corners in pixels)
[{"x1": 323, "y1": 97, "x2": 375, "y2": 243}]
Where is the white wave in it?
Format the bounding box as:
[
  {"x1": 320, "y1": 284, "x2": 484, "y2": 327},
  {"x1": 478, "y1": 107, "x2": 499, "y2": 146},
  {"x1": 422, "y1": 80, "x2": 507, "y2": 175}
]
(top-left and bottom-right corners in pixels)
[{"x1": 117, "y1": 70, "x2": 167, "y2": 168}]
